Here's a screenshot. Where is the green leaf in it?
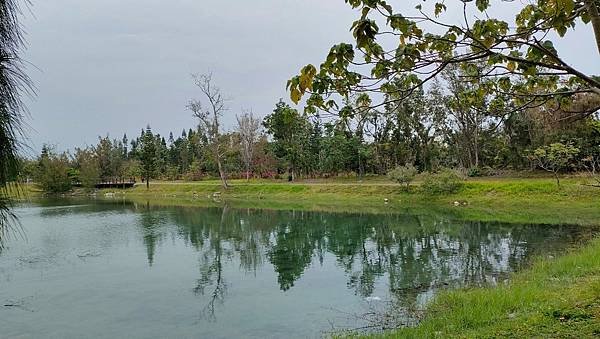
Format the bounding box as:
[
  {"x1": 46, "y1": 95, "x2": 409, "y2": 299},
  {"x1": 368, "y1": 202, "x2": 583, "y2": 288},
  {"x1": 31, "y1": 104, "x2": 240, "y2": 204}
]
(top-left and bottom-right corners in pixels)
[
  {"x1": 498, "y1": 77, "x2": 511, "y2": 91},
  {"x1": 290, "y1": 88, "x2": 301, "y2": 104},
  {"x1": 523, "y1": 65, "x2": 537, "y2": 76},
  {"x1": 361, "y1": 7, "x2": 370, "y2": 20},
  {"x1": 434, "y1": 3, "x2": 447, "y2": 17},
  {"x1": 506, "y1": 61, "x2": 516, "y2": 72},
  {"x1": 475, "y1": 0, "x2": 490, "y2": 12},
  {"x1": 581, "y1": 11, "x2": 591, "y2": 24},
  {"x1": 379, "y1": 1, "x2": 393, "y2": 14},
  {"x1": 541, "y1": 40, "x2": 557, "y2": 56}
]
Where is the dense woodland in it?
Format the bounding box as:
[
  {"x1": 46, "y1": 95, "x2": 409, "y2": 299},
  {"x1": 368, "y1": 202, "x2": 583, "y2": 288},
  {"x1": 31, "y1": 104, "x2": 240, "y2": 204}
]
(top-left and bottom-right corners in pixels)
[
  {"x1": 21, "y1": 63, "x2": 600, "y2": 192},
  {"x1": 3, "y1": 0, "x2": 600, "y2": 194}
]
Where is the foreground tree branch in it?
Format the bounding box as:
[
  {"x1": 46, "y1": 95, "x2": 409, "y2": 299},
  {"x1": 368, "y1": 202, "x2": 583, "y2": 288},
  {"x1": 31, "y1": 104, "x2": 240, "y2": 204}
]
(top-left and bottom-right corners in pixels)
[
  {"x1": 288, "y1": 0, "x2": 600, "y2": 117},
  {"x1": 1, "y1": 0, "x2": 31, "y2": 249}
]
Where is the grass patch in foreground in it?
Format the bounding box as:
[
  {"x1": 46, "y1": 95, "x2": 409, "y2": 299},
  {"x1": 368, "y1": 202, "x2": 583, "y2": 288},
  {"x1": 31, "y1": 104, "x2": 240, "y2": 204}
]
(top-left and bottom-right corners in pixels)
[{"x1": 364, "y1": 238, "x2": 600, "y2": 338}]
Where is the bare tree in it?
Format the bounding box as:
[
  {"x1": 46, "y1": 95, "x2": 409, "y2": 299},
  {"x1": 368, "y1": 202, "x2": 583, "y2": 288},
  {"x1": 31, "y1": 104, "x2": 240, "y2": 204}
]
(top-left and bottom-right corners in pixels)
[
  {"x1": 236, "y1": 110, "x2": 261, "y2": 181},
  {"x1": 187, "y1": 73, "x2": 229, "y2": 189}
]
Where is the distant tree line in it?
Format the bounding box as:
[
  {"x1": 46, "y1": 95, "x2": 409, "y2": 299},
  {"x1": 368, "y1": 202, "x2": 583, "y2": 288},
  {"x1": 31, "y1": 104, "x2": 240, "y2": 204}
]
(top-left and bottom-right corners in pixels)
[{"x1": 18, "y1": 66, "x2": 600, "y2": 193}]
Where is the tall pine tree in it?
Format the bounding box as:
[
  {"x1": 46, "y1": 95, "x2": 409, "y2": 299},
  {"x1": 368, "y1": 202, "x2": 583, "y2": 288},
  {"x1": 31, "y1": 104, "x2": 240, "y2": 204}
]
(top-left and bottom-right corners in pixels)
[{"x1": 140, "y1": 126, "x2": 157, "y2": 189}]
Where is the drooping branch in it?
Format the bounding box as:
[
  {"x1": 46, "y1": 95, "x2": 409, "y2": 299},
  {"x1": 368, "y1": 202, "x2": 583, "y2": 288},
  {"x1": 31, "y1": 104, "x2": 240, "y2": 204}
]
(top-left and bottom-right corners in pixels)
[
  {"x1": 1, "y1": 0, "x2": 32, "y2": 248},
  {"x1": 288, "y1": 0, "x2": 600, "y2": 118}
]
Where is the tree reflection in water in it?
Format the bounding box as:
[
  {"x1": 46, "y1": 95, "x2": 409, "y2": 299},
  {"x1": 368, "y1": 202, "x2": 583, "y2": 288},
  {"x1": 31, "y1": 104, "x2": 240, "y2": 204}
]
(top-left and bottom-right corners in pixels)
[
  {"x1": 139, "y1": 201, "x2": 168, "y2": 266},
  {"x1": 132, "y1": 202, "x2": 591, "y2": 324}
]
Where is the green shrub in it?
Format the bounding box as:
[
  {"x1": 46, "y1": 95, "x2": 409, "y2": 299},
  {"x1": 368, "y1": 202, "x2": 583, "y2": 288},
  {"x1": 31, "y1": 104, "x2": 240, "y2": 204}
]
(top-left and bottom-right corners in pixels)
[
  {"x1": 529, "y1": 142, "x2": 579, "y2": 187},
  {"x1": 467, "y1": 167, "x2": 481, "y2": 177},
  {"x1": 388, "y1": 165, "x2": 418, "y2": 189},
  {"x1": 421, "y1": 169, "x2": 465, "y2": 194},
  {"x1": 36, "y1": 154, "x2": 72, "y2": 193}
]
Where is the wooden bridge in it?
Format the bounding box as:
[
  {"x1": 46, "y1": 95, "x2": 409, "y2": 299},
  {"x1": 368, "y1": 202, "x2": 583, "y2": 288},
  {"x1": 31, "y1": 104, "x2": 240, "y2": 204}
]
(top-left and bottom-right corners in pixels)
[
  {"x1": 95, "y1": 181, "x2": 136, "y2": 189},
  {"x1": 73, "y1": 179, "x2": 137, "y2": 189}
]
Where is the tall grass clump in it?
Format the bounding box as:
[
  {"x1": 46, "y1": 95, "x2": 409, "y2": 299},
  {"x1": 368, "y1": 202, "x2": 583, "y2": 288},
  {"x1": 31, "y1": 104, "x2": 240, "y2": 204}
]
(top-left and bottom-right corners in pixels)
[
  {"x1": 388, "y1": 165, "x2": 418, "y2": 190},
  {"x1": 421, "y1": 169, "x2": 465, "y2": 194}
]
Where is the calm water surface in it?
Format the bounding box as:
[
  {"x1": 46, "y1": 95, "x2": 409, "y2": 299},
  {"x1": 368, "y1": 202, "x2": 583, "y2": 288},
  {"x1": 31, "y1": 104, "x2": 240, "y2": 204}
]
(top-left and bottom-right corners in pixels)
[{"x1": 0, "y1": 200, "x2": 594, "y2": 338}]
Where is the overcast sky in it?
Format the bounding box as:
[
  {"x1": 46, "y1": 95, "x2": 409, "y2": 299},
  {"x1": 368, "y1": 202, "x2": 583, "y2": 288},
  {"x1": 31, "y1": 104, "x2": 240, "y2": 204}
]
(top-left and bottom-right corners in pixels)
[{"x1": 20, "y1": 0, "x2": 599, "y2": 153}]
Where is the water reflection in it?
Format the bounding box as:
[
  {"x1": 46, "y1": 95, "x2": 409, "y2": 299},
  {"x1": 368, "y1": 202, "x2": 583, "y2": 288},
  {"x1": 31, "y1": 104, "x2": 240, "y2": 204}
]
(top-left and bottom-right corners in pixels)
[
  {"x1": 139, "y1": 202, "x2": 167, "y2": 266},
  {"x1": 125, "y1": 202, "x2": 591, "y2": 318},
  {"x1": 11, "y1": 199, "x2": 595, "y2": 333}
]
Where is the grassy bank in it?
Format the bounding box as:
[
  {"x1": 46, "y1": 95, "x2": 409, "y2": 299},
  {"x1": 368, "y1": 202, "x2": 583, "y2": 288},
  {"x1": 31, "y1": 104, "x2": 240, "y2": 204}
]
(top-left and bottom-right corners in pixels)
[
  {"x1": 13, "y1": 176, "x2": 600, "y2": 225},
  {"x1": 89, "y1": 176, "x2": 600, "y2": 225},
  {"x1": 366, "y1": 237, "x2": 600, "y2": 338}
]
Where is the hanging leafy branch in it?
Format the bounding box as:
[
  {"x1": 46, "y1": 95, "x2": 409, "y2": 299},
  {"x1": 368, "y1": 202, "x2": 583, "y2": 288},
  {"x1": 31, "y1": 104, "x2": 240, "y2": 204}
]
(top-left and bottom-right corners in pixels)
[{"x1": 288, "y1": 0, "x2": 600, "y2": 118}]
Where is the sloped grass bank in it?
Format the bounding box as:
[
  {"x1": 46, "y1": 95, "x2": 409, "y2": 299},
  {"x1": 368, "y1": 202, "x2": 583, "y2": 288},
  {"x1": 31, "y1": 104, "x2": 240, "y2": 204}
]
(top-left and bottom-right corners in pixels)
[
  {"x1": 371, "y1": 238, "x2": 600, "y2": 338},
  {"x1": 96, "y1": 177, "x2": 600, "y2": 225}
]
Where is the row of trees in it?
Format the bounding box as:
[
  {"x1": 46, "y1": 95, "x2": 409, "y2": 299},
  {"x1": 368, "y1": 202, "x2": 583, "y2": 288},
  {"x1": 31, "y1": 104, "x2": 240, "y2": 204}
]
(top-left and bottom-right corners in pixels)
[
  {"x1": 16, "y1": 0, "x2": 600, "y2": 194},
  {"x1": 23, "y1": 64, "x2": 599, "y2": 193}
]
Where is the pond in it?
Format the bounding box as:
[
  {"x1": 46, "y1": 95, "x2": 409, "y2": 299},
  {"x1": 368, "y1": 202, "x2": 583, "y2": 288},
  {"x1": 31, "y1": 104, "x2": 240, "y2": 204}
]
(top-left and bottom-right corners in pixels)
[{"x1": 0, "y1": 199, "x2": 595, "y2": 338}]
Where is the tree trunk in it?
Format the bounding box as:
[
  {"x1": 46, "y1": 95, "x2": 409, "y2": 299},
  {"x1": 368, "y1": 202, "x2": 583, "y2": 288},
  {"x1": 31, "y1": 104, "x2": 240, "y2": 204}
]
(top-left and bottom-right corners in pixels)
[
  {"x1": 216, "y1": 156, "x2": 228, "y2": 189},
  {"x1": 584, "y1": 0, "x2": 600, "y2": 55},
  {"x1": 554, "y1": 172, "x2": 560, "y2": 188},
  {"x1": 474, "y1": 135, "x2": 479, "y2": 168},
  {"x1": 358, "y1": 152, "x2": 363, "y2": 179}
]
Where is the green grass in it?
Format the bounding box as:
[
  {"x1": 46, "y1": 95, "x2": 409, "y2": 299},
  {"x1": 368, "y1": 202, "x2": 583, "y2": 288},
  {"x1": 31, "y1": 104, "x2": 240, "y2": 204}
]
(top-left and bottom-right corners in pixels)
[
  {"x1": 80, "y1": 176, "x2": 599, "y2": 225},
  {"x1": 14, "y1": 176, "x2": 600, "y2": 225},
  {"x1": 364, "y1": 237, "x2": 600, "y2": 338}
]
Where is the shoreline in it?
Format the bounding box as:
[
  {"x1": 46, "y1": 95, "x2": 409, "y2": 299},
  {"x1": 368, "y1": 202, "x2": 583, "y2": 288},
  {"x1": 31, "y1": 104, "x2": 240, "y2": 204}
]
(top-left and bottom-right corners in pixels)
[
  {"x1": 10, "y1": 177, "x2": 600, "y2": 337},
  {"x1": 379, "y1": 237, "x2": 600, "y2": 338},
  {"x1": 14, "y1": 176, "x2": 599, "y2": 225}
]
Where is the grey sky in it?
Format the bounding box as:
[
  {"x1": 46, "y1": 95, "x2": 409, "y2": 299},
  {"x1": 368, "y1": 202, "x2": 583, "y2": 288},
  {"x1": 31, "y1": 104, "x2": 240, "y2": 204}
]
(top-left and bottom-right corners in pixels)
[{"x1": 21, "y1": 0, "x2": 599, "y2": 153}]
